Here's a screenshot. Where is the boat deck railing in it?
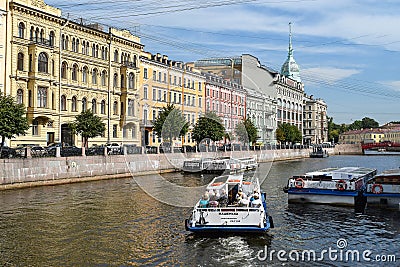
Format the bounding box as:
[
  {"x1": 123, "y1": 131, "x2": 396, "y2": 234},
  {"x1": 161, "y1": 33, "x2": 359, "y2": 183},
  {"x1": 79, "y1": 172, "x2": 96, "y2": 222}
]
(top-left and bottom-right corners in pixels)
[{"x1": 195, "y1": 207, "x2": 261, "y2": 212}]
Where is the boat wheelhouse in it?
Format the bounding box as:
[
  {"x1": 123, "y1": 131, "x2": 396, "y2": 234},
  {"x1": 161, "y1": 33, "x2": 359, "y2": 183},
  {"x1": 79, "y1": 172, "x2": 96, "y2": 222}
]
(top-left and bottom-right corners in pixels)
[
  {"x1": 185, "y1": 173, "x2": 274, "y2": 233},
  {"x1": 284, "y1": 167, "x2": 377, "y2": 206},
  {"x1": 364, "y1": 169, "x2": 400, "y2": 207}
]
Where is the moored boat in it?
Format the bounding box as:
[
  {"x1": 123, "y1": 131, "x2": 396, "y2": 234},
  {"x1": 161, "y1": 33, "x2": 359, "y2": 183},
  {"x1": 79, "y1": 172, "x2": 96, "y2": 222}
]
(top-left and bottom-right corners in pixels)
[
  {"x1": 309, "y1": 146, "x2": 329, "y2": 158},
  {"x1": 284, "y1": 167, "x2": 377, "y2": 206},
  {"x1": 364, "y1": 169, "x2": 400, "y2": 207},
  {"x1": 182, "y1": 158, "x2": 213, "y2": 173},
  {"x1": 236, "y1": 156, "x2": 258, "y2": 171},
  {"x1": 185, "y1": 173, "x2": 274, "y2": 233}
]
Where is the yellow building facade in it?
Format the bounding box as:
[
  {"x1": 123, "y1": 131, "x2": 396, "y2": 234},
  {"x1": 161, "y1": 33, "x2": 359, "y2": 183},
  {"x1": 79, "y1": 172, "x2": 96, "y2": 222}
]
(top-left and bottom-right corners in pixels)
[
  {"x1": 339, "y1": 129, "x2": 385, "y2": 144},
  {"x1": 139, "y1": 52, "x2": 205, "y2": 147},
  {"x1": 5, "y1": 0, "x2": 143, "y2": 147}
]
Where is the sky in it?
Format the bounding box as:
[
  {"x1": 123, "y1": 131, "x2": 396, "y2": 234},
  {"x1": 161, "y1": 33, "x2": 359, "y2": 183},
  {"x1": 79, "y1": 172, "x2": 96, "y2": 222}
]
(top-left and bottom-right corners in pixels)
[{"x1": 45, "y1": 0, "x2": 400, "y2": 125}]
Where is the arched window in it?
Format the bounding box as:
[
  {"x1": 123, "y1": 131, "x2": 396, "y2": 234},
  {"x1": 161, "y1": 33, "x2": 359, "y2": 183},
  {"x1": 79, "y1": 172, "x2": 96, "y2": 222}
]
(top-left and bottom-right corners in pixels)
[
  {"x1": 75, "y1": 38, "x2": 79, "y2": 52},
  {"x1": 113, "y1": 101, "x2": 118, "y2": 115},
  {"x1": 72, "y1": 64, "x2": 78, "y2": 81},
  {"x1": 85, "y1": 41, "x2": 89, "y2": 55},
  {"x1": 92, "y1": 44, "x2": 96, "y2": 57},
  {"x1": 71, "y1": 96, "x2": 77, "y2": 111},
  {"x1": 82, "y1": 97, "x2": 87, "y2": 111},
  {"x1": 101, "y1": 70, "x2": 107, "y2": 86},
  {"x1": 61, "y1": 95, "x2": 67, "y2": 110},
  {"x1": 18, "y1": 22, "x2": 25, "y2": 38},
  {"x1": 113, "y1": 73, "x2": 118, "y2": 88},
  {"x1": 17, "y1": 89, "x2": 23, "y2": 104},
  {"x1": 30, "y1": 26, "x2": 34, "y2": 41},
  {"x1": 72, "y1": 38, "x2": 76, "y2": 52},
  {"x1": 37, "y1": 86, "x2": 47, "y2": 107},
  {"x1": 49, "y1": 31, "x2": 55, "y2": 46},
  {"x1": 38, "y1": 52, "x2": 48, "y2": 73},
  {"x1": 91, "y1": 99, "x2": 97, "y2": 113},
  {"x1": 92, "y1": 68, "x2": 98, "y2": 84},
  {"x1": 128, "y1": 99, "x2": 134, "y2": 116},
  {"x1": 40, "y1": 29, "x2": 44, "y2": 43},
  {"x1": 105, "y1": 47, "x2": 108, "y2": 60},
  {"x1": 114, "y1": 50, "x2": 118, "y2": 62},
  {"x1": 61, "y1": 62, "x2": 67, "y2": 79},
  {"x1": 131, "y1": 124, "x2": 137, "y2": 139},
  {"x1": 100, "y1": 100, "x2": 106, "y2": 114},
  {"x1": 128, "y1": 73, "x2": 134, "y2": 89},
  {"x1": 95, "y1": 44, "x2": 99, "y2": 58},
  {"x1": 17, "y1": 52, "x2": 24, "y2": 71},
  {"x1": 82, "y1": 41, "x2": 86, "y2": 54},
  {"x1": 61, "y1": 34, "x2": 66, "y2": 50},
  {"x1": 82, "y1": 66, "x2": 88, "y2": 83}
]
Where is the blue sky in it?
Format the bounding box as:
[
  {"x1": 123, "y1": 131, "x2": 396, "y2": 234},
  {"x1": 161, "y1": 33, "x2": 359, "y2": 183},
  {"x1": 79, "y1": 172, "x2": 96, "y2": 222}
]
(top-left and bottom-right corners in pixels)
[{"x1": 45, "y1": 0, "x2": 400, "y2": 125}]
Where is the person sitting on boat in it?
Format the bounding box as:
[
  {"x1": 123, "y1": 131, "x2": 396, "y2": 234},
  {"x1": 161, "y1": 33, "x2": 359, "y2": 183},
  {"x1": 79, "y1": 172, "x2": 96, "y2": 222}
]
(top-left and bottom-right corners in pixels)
[
  {"x1": 250, "y1": 193, "x2": 262, "y2": 208},
  {"x1": 199, "y1": 193, "x2": 209, "y2": 208},
  {"x1": 208, "y1": 190, "x2": 216, "y2": 201},
  {"x1": 237, "y1": 196, "x2": 250, "y2": 207},
  {"x1": 249, "y1": 189, "x2": 258, "y2": 202},
  {"x1": 217, "y1": 189, "x2": 228, "y2": 207},
  {"x1": 236, "y1": 189, "x2": 247, "y2": 200}
]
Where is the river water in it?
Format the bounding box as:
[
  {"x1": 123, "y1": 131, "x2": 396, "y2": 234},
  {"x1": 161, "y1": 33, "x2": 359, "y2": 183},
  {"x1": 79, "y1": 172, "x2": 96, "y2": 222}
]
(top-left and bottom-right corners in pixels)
[{"x1": 0, "y1": 155, "x2": 399, "y2": 266}]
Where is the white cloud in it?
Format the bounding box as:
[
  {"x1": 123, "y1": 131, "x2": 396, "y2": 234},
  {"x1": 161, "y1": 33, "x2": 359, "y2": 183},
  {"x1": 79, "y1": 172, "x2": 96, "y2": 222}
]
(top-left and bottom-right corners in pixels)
[
  {"x1": 302, "y1": 67, "x2": 361, "y2": 85},
  {"x1": 381, "y1": 81, "x2": 400, "y2": 92}
]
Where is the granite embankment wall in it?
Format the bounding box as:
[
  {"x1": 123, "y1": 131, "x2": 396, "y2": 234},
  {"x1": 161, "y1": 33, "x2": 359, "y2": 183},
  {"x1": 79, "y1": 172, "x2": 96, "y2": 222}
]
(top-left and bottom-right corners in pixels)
[{"x1": 0, "y1": 144, "x2": 361, "y2": 190}]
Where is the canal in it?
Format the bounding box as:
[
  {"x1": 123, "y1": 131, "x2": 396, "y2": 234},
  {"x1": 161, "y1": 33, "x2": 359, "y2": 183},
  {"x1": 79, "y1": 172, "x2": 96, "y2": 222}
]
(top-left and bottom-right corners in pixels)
[{"x1": 0, "y1": 155, "x2": 399, "y2": 266}]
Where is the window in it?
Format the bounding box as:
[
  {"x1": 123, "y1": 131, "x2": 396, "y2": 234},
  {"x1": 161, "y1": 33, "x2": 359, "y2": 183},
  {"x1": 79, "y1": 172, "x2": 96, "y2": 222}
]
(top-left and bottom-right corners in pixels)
[
  {"x1": 198, "y1": 82, "x2": 202, "y2": 91},
  {"x1": 91, "y1": 99, "x2": 97, "y2": 113},
  {"x1": 71, "y1": 96, "x2": 77, "y2": 111},
  {"x1": 128, "y1": 99, "x2": 134, "y2": 116},
  {"x1": 143, "y1": 68, "x2": 148, "y2": 79},
  {"x1": 17, "y1": 89, "x2": 23, "y2": 104},
  {"x1": 82, "y1": 66, "x2": 88, "y2": 83},
  {"x1": 37, "y1": 87, "x2": 47, "y2": 108},
  {"x1": 114, "y1": 50, "x2": 118, "y2": 62},
  {"x1": 18, "y1": 22, "x2": 25, "y2": 38},
  {"x1": 100, "y1": 100, "x2": 106, "y2": 114},
  {"x1": 32, "y1": 119, "x2": 39, "y2": 136},
  {"x1": 131, "y1": 124, "x2": 136, "y2": 139},
  {"x1": 113, "y1": 124, "x2": 117, "y2": 138},
  {"x1": 17, "y1": 53, "x2": 24, "y2": 71},
  {"x1": 144, "y1": 86, "x2": 148, "y2": 99},
  {"x1": 92, "y1": 44, "x2": 96, "y2": 57},
  {"x1": 61, "y1": 95, "x2": 66, "y2": 110},
  {"x1": 81, "y1": 98, "x2": 87, "y2": 111},
  {"x1": 38, "y1": 52, "x2": 48, "y2": 73},
  {"x1": 113, "y1": 73, "x2": 118, "y2": 88},
  {"x1": 128, "y1": 73, "x2": 134, "y2": 89},
  {"x1": 113, "y1": 101, "x2": 118, "y2": 115},
  {"x1": 152, "y1": 110, "x2": 156, "y2": 121},
  {"x1": 72, "y1": 64, "x2": 78, "y2": 81},
  {"x1": 152, "y1": 88, "x2": 156, "y2": 100},
  {"x1": 198, "y1": 97, "x2": 202, "y2": 108},
  {"x1": 61, "y1": 62, "x2": 67, "y2": 79},
  {"x1": 101, "y1": 70, "x2": 107, "y2": 86},
  {"x1": 92, "y1": 69, "x2": 97, "y2": 84},
  {"x1": 153, "y1": 71, "x2": 156, "y2": 81},
  {"x1": 121, "y1": 74, "x2": 125, "y2": 88}
]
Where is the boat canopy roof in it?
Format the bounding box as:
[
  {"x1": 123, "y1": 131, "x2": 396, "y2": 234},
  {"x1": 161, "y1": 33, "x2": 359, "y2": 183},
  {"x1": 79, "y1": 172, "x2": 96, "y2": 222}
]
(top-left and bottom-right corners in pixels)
[{"x1": 304, "y1": 167, "x2": 376, "y2": 181}]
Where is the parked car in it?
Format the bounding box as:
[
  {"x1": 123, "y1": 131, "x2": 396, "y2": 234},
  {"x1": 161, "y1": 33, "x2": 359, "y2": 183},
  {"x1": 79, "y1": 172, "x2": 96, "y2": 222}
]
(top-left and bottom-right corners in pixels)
[
  {"x1": 31, "y1": 146, "x2": 47, "y2": 157},
  {"x1": 0, "y1": 146, "x2": 16, "y2": 158},
  {"x1": 105, "y1": 143, "x2": 122, "y2": 154}
]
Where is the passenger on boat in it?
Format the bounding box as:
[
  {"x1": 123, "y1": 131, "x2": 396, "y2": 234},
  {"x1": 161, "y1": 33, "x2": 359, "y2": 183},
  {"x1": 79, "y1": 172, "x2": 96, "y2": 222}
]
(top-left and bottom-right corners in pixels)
[
  {"x1": 250, "y1": 193, "x2": 262, "y2": 208},
  {"x1": 217, "y1": 189, "x2": 228, "y2": 207},
  {"x1": 249, "y1": 190, "x2": 258, "y2": 202},
  {"x1": 208, "y1": 190, "x2": 216, "y2": 201},
  {"x1": 199, "y1": 193, "x2": 209, "y2": 208}
]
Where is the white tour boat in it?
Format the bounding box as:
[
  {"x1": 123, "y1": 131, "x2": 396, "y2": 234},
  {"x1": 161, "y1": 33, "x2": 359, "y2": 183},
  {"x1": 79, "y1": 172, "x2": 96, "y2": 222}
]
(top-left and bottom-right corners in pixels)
[
  {"x1": 185, "y1": 173, "x2": 274, "y2": 233},
  {"x1": 364, "y1": 169, "x2": 400, "y2": 207},
  {"x1": 182, "y1": 158, "x2": 213, "y2": 173},
  {"x1": 236, "y1": 156, "x2": 258, "y2": 171},
  {"x1": 284, "y1": 167, "x2": 377, "y2": 206}
]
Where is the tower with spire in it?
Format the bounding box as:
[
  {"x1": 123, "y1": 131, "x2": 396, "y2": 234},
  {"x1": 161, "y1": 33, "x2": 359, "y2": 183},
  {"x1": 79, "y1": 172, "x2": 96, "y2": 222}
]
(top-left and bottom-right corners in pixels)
[{"x1": 281, "y1": 22, "x2": 301, "y2": 82}]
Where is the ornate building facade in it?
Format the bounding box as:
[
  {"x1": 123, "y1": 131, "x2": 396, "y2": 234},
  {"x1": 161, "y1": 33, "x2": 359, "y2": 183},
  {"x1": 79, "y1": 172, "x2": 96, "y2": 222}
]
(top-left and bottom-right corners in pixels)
[
  {"x1": 139, "y1": 52, "x2": 205, "y2": 147},
  {"x1": 5, "y1": 0, "x2": 143, "y2": 147}
]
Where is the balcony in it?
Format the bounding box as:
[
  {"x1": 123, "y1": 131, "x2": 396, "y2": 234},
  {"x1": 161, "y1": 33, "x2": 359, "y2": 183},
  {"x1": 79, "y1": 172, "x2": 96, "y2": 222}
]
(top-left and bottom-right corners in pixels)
[
  {"x1": 29, "y1": 38, "x2": 54, "y2": 48},
  {"x1": 140, "y1": 119, "x2": 154, "y2": 128}
]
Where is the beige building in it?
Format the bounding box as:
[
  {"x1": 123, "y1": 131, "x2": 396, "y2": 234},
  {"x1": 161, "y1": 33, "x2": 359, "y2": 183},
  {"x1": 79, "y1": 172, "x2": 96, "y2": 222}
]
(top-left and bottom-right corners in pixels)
[
  {"x1": 5, "y1": 0, "x2": 143, "y2": 147},
  {"x1": 139, "y1": 52, "x2": 205, "y2": 147},
  {"x1": 303, "y1": 94, "x2": 328, "y2": 144},
  {"x1": 1, "y1": 1, "x2": 9, "y2": 96}
]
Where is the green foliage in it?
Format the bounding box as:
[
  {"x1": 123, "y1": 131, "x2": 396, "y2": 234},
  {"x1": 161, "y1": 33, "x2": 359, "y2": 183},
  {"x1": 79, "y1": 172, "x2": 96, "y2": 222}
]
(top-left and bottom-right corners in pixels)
[
  {"x1": 153, "y1": 104, "x2": 188, "y2": 143},
  {"x1": 69, "y1": 110, "x2": 106, "y2": 148},
  {"x1": 235, "y1": 118, "x2": 258, "y2": 145},
  {"x1": 0, "y1": 92, "x2": 29, "y2": 147},
  {"x1": 348, "y1": 117, "x2": 379, "y2": 130},
  {"x1": 276, "y1": 123, "x2": 302, "y2": 143},
  {"x1": 192, "y1": 111, "x2": 225, "y2": 144}
]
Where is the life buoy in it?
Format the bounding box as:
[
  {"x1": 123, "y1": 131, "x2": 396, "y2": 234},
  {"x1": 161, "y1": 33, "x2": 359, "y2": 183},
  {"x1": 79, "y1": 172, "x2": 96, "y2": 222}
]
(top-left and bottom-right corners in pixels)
[
  {"x1": 371, "y1": 184, "x2": 383, "y2": 194},
  {"x1": 211, "y1": 182, "x2": 223, "y2": 186},
  {"x1": 295, "y1": 178, "x2": 304, "y2": 189},
  {"x1": 336, "y1": 180, "x2": 347, "y2": 191}
]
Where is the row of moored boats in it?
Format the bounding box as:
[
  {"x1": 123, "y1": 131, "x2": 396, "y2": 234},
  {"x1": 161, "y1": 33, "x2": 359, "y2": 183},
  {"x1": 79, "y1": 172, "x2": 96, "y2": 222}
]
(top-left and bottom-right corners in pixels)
[{"x1": 184, "y1": 157, "x2": 400, "y2": 234}]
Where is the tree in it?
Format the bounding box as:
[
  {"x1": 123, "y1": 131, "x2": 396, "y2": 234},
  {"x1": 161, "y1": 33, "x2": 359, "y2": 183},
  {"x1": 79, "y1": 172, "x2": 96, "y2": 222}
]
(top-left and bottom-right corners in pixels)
[
  {"x1": 235, "y1": 118, "x2": 258, "y2": 145},
  {"x1": 69, "y1": 110, "x2": 106, "y2": 148},
  {"x1": 348, "y1": 117, "x2": 379, "y2": 130},
  {"x1": 192, "y1": 111, "x2": 225, "y2": 144},
  {"x1": 275, "y1": 123, "x2": 302, "y2": 144},
  {"x1": 153, "y1": 104, "x2": 188, "y2": 145},
  {"x1": 0, "y1": 92, "x2": 29, "y2": 147}
]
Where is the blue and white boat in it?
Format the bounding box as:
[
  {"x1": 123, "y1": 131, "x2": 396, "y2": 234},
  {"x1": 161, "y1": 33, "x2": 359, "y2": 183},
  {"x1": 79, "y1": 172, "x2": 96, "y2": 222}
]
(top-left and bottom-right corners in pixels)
[
  {"x1": 185, "y1": 173, "x2": 274, "y2": 233},
  {"x1": 284, "y1": 167, "x2": 377, "y2": 206},
  {"x1": 364, "y1": 169, "x2": 400, "y2": 207}
]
